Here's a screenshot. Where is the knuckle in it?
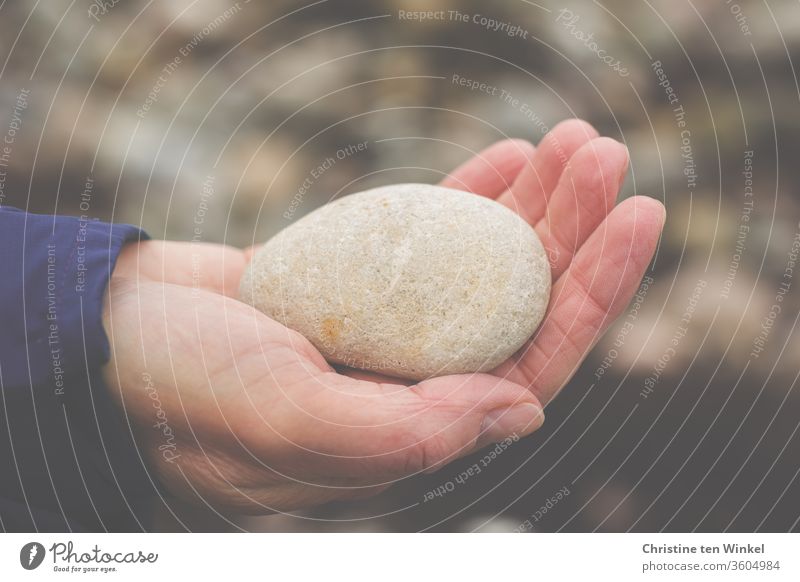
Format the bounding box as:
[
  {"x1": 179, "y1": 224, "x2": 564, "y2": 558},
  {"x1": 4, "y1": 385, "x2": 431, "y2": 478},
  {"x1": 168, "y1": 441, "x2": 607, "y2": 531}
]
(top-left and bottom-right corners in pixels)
[{"x1": 399, "y1": 431, "x2": 453, "y2": 475}]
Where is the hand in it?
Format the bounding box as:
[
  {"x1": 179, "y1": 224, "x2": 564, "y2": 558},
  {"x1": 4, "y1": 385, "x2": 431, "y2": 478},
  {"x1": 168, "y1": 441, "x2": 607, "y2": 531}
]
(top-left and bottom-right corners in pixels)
[
  {"x1": 440, "y1": 119, "x2": 664, "y2": 406},
  {"x1": 102, "y1": 119, "x2": 663, "y2": 513},
  {"x1": 351, "y1": 120, "x2": 663, "y2": 407},
  {"x1": 104, "y1": 247, "x2": 543, "y2": 514}
]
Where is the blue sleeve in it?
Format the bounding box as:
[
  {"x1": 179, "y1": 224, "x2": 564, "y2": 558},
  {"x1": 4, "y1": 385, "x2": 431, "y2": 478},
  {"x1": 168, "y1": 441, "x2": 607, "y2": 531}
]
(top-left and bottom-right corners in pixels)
[{"x1": 0, "y1": 207, "x2": 160, "y2": 531}]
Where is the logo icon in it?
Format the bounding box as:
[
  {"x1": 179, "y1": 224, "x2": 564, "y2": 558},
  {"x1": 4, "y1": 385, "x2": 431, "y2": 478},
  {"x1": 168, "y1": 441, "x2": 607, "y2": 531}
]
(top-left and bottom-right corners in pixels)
[{"x1": 20, "y1": 542, "x2": 46, "y2": 570}]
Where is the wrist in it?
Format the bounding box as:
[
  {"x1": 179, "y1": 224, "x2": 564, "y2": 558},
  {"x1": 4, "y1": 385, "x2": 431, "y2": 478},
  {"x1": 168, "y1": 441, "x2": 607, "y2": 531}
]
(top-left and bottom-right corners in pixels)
[{"x1": 112, "y1": 239, "x2": 145, "y2": 281}]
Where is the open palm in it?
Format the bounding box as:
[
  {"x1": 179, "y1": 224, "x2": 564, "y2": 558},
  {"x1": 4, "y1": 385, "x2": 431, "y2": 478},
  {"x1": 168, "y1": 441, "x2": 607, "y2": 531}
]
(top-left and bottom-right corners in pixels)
[{"x1": 103, "y1": 119, "x2": 664, "y2": 514}]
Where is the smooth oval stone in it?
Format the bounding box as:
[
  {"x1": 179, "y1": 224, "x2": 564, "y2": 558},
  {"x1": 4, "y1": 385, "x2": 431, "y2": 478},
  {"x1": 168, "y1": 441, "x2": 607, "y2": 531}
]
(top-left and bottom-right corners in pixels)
[{"x1": 240, "y1": 183, "x2": 551, "y2": 380}]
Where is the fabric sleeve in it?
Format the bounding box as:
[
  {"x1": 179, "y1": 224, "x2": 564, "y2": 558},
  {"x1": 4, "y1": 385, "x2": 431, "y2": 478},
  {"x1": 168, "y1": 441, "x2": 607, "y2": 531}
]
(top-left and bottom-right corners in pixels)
[{"x1": 0, "y1": 206, "x2": 160, "y2": 532}]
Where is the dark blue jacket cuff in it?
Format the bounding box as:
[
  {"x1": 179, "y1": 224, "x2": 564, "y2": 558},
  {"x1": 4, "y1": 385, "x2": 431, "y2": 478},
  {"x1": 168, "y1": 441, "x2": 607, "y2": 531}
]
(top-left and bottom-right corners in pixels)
[{"x1": 0, "y1": 207, "x2": 158, "y2": 531}]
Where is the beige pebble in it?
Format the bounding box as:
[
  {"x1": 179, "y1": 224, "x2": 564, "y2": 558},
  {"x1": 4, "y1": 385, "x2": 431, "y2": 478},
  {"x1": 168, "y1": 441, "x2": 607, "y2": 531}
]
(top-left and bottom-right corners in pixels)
[{"x1": 240, "y1": 183, "x2": 551, "y2": 380}]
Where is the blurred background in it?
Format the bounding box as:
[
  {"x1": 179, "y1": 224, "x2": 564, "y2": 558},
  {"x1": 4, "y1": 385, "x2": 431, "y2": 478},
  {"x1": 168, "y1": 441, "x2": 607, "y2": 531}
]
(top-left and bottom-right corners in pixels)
[{"x1": 1, "y1": 0, "x2": 798, "y2": 531}]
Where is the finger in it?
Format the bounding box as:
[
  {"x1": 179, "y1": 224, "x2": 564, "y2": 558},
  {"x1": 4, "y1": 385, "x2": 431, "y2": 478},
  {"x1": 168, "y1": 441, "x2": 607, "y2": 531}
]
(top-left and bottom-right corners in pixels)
[
  {"x1": 114, "y1": 240, "x2": 247, "y2": 297},
  {"x1": 534, "y1": 137, "x2": 629, "y2": 279},
  {"x1": 496, "y1": 196, "x2": 665, "y2": 406},
  {"x1": 439, "y1": 139, "x2": 535, "y2": 198},
  {"x1": 281, "y1": 372, "x2": 544, "y2": 481},
  {"x1": 243, "y1": 244, "x2": 262, "y2": 263},
  {"x1": 498, "y1": 118, "x2": 599, "y2": 224}
]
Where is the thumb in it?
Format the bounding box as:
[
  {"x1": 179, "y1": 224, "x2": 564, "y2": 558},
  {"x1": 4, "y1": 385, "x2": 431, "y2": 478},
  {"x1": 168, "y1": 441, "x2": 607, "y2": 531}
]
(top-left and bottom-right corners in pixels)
[
  {"x1": 401, "y1": 373, "x2": 545, "y2": 474},
  {"x1": 291, "y1": 371, "x2": 544, "y2": 481}
]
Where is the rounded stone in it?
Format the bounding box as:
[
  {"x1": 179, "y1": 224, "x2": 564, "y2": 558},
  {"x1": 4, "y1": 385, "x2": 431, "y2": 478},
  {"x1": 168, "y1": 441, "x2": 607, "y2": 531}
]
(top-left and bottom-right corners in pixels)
[{"x1": 240, "y1": 183, "x2": 551, "y2": 381}]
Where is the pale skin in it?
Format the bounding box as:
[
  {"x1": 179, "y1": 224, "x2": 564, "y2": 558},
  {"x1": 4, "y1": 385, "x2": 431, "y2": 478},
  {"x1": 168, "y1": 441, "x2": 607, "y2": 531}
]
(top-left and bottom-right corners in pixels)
[{"x1": 105, "y1": 119, "x2": 665, "y2": 514}]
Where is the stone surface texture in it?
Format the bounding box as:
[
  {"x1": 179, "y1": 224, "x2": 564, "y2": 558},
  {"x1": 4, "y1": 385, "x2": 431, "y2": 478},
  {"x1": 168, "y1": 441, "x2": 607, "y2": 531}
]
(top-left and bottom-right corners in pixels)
[{"x1": 240, "y1": 183, "x2": 551, "y2": 380}]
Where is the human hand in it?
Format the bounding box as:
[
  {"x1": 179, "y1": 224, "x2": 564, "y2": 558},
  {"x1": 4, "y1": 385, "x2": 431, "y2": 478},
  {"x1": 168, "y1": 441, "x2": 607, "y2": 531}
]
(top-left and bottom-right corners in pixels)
[
  {"x1": 104, "y1": 248, "x2": 543, "y2": 514},
  {"x1": 440, "y1": 119, "x2": 665, "y2": 407},
  {"x1": 103, "y1": 118, "x2": 663, "y2": 513}
]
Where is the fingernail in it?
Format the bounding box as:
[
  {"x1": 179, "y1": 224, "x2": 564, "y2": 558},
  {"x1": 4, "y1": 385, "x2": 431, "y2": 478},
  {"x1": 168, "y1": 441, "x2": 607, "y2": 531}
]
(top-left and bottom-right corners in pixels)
[
  {"x1": 480, "y1": 403, "x2": 545, "y2": 445},
  {"x1": 618, "y1": 144, "x2": 630, "y2": 189}
]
